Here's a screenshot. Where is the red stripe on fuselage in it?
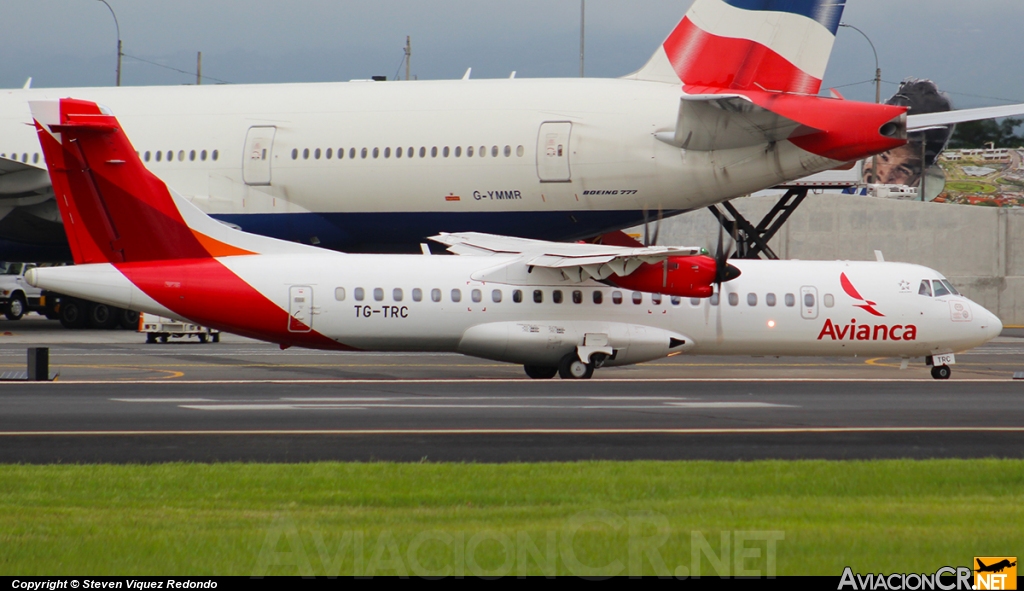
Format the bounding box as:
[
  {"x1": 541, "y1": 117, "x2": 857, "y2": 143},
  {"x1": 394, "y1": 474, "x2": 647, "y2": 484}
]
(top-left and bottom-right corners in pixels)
[
  {"x1": 116, "y1": 258, "x2": 355, "y2": 351},
  {"x1": 664, "y1": 18, "x2": 821, "y2": 94}
]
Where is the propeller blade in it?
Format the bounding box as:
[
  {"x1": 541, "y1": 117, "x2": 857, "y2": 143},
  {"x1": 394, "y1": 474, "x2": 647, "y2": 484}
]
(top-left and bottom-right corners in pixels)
[{"x1": 651, "y1": 207, "x2": 663, "y2": 247}]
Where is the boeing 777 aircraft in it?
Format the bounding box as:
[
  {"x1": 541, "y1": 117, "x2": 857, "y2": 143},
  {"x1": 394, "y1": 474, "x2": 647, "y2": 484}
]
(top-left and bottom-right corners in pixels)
[
  {"x1": 4, "y1": 0, "x2": 1022, "y2": 261},
  {"x1": 24, "y1": 99, "x2": 1002, "y2": 379}
]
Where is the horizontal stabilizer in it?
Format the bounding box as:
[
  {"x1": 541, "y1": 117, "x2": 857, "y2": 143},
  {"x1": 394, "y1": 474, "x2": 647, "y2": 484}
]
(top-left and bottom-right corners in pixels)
[
  {"x1": 431, "y1": 232, "x2": 703, "y2": 282},
  {"x1": 657, "y1": 94, "x2": 822, "y2": 151},
  {"x1": 908, "y1": 103, "x2": 1024, "y2": 131}
]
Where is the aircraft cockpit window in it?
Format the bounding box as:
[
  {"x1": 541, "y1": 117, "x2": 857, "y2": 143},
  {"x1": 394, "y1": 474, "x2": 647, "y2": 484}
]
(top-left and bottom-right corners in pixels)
[
  {"x1": 431, "y1": 289, "x2": 442, "y2": 303},
  {"x1": 492, "y1": 290, "x2": 503, "y2": 303},
  {"x1": 932, "y1": 280, "x2": 951, "y2": 298},
  {"x1": 471, "y1": 289, "x2": 482, "y2": 303},
  {"x1": 919, "y1": 281, "x2": 932, "y2": 297},
  {"x1": 612, "y1": 291, "x2": 623, "y2": 305},
  {"x1": 766, "y1": 293, "x2": 777, "y2": 307},
  {"x1": 513, "y1": 290, "x2": 523, "y2": 303},
  {"x1": 785, "y1": 294, "x2": 796, "y2": 307},
  {"x1": 354, "y1": 288, "x2": 365, "y2": 301},
  {"x1": 824, "y1": 294, "x2": 835, "y2": 308},
  {"x1": 942, "y1": 280, "x2": 960, "y2": 296},
  {"x1": 632, "y1": 292, "x2": 643, "y2": 305},
  {"x1": 593, "y1": 291, "x2": 603, "y2": 305},
  {"x1": 747, "y1": 293, "x2": 757, "y2": 307}
]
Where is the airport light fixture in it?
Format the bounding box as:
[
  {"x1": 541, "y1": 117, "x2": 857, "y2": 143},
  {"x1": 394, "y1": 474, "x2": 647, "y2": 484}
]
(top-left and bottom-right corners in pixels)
[{"x1": 96, "y1": 0, "x2": 122, "y2": 86}]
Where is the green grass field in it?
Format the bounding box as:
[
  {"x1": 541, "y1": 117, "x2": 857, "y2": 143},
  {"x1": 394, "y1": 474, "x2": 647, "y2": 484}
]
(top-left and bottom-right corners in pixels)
[
  {"x1": 946, "y1": 181, "x2": 1000, "y2": 194},
  {"x1": 1, "y1": 461, "x2": 1021, "y2": 576}
]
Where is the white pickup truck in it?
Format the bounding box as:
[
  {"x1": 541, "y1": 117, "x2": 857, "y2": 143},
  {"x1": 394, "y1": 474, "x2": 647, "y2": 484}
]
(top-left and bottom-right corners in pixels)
[{"x1": 0, "y1": 261, "x2": 138, "y2": 328}]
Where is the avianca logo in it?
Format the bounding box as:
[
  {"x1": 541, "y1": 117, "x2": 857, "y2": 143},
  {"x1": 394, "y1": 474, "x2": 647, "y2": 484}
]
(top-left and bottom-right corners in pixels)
[
  {"x1": 818, "y1": 273, "x2": 918, "y2": 342},
  {"x1": 841, "y1": 273, "x2": 884, "y2": 317}
]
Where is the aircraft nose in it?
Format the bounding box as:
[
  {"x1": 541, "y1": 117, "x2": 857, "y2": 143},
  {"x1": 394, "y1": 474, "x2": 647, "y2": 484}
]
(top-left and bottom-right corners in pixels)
[{"x1": 980, "y1": 306, "x2": 1003, "y2": 341}]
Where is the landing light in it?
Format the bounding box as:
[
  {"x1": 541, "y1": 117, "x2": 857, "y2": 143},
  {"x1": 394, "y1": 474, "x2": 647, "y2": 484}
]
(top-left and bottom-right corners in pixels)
[{"x1": 768, "y1": 320, "x2": 776, "y2": 328}]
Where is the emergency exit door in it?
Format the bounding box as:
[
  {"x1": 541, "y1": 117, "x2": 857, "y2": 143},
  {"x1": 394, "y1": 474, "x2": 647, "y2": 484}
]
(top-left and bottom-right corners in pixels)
[
  {"x1": 800, "y1": 286, "x2": 819, "y2": 320},
  {"x1": 537, "y1": 122, "x2": 572, "y2": 182},
  {"x1": 243, "y1": 126, "x2": 276, "y2": 186},
  {"x1": 288, "y1": 286, "x2": 313, "y2": 333}
]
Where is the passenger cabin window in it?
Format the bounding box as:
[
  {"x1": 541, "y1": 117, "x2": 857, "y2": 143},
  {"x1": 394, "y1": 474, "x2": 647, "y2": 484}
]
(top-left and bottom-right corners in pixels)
[
  {"x1": 785, "y1": 294, "x2": 796, "y2": 307},
  {"x1": 553, "y1": 290, "x2": 563, "y2": 304},
  {"x1": 766, "y1": 293, "x2": 777, "y2": 307},
  {"x1": 710, "y1": 294, "x2": 720, "y2": 306},
  {"x1": 451, "y1": 289, "x2": 462, "y2": 303},
  {"x1": 513, "y1": 290, "x2": 523, "y2": 303},
  {"x1": 374, "y1": 288, "x2": 384, "y2": 302},
  {"x1": 932, "y1": 280, "x2": 951, "y2": 297},
  {"x1": 335, "y1": 288, "x2": 346, "y2": 301},
  {"x1": 919, "y1": 280, "x2": 933, "y2": 297},
  {"x1": 472, "y1": 289, "x2": 482, "y2": 303},
  {"x1": 747, "y1": 293, "x2": 757, "y2": 307},
  {"x1": 431, "y1": 289, "x2": 442, "y2": 303},
  {"x1": 393, "y1": 288, "x2": 404, "y2": 302},
  {"x1": 534, "y1": 290, "x2": 543, "y2": 304},
  {"x1": 354, "y1": 288, "x2": 365, "y2": 301},
  {"x1": 804, "y1": 293, "x2": 816, "y2": 308},
  {"x1": 412, "y1": 288, "x2": 423, "y2": 302},
  {"x1": 612, "y1": 291, "x2": 623, "y2": 305},
  {"x1": 652, "y1": 294, "x2": 662, "y2": 306},
  {"x1": 728, "y1": 293, "x2": 739, "y2": 306},
  {"x1": 632, "y1": 292, "x2": 643, "y2": 305},
  {"x1": 492, "y1": 290, "x2": 503, "y2": 303},
  {"x1": 671, "y1": 296, "x2": 681, "y2": 306},
  {"x1": 573, "y1": 291, "x2": 583, "y2": 305},
  {"x1": 593, "y1": 291, "x2": 603, "y2": 305},
  {"x1": 690, "y1": 298, "x2": 701, "y2": 307},
  {"x1": 824, "y1": 294, "x2": 835, "y2": 308}
]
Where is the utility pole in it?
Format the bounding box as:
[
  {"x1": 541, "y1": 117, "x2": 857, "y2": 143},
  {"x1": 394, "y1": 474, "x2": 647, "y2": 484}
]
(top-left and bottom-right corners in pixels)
[
  {"x1": 579, "y1": 0, "x2": 586, "y2": 78},
  {"x1": 405, "y1": 36, "x2": 412, "y2": 81},
  {"x1": 97, "y1": 0, "x2": 122, "y2": 86},
  {"x1": 197, "y1": 52, "x2": 202, "y2": 85}
]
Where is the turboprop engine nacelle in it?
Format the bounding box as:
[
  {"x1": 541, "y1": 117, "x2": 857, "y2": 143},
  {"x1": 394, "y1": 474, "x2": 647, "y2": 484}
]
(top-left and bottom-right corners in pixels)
[
  {"x1": 610, "y1": 255, "x2": 719, "y2": 299},
  {"x1": 458, "y1": 321, "x2": 694, "y2": 367}
]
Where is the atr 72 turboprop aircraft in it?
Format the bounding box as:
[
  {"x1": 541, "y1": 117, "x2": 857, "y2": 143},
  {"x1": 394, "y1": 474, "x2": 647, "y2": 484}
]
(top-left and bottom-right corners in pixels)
[
  {"x1": 25, "y1": 99, "x2": 1002, "y2": 379},
  {"x1": 3, "y1": 0, "x2": 1024, "y2": 261}
]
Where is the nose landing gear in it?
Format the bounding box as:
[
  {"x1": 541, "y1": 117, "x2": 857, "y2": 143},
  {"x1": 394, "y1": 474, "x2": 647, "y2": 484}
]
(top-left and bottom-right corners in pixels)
[{"x1": 930, "y1": 365, "x2": 952, "y2": 380}]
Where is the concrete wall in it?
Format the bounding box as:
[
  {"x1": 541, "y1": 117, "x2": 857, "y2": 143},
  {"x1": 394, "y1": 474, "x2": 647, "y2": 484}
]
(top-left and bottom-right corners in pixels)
[{"x1": 653, "y1": 194, "x2": 1024, "y2": 325}]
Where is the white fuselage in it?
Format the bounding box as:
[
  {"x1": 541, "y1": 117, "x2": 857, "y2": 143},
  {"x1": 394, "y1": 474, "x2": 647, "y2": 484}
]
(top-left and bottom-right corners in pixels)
[
  {"x1": 31, "y1": 255, "x2": 1002, "y2": 367},
  {"x1": 1, "y1": 79, "x2": 835, "y2": 252}
]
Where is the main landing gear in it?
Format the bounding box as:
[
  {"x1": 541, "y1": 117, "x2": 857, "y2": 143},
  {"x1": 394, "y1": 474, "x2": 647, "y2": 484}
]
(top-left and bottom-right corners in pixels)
[
  {"x1": 524, "y1": 352, "x2": 609, "y2": 380},
  {"x1": 930, "y1": 365, "x2": 952, "y2": 380}
]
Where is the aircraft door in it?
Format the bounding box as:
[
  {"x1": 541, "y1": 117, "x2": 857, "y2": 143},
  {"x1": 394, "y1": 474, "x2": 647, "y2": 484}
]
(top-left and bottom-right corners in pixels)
[
  {"x1": 800, "y1": 286, "x2": 819, "y2": 320},
  {"x1": 537, "y1": 122, "x2": 572, "y2": 182},
  {"x1": 243, "y1": 126, "x2": 276, "y2": 186},
  {"x1": 288, "y1": 286, "x2": 313, "y2": 333}
]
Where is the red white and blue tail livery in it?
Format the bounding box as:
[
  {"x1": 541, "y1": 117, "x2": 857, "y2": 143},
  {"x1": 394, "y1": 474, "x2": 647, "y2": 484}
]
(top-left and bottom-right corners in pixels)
[{"x1": 27, "y1": 99, "x2": 1001, "y2": 380}]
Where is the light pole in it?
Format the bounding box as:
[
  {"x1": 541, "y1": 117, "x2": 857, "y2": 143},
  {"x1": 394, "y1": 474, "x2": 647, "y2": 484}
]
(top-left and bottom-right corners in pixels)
[
  {"x1": 96, "y1": 0, "x2": 122, "y2": 86},
  {"x1": 579, "y1": 0, "x2": 585, "y2": 78},
  {"x1": 838, "y1": 22, "x2": 880, "y2": 104}
]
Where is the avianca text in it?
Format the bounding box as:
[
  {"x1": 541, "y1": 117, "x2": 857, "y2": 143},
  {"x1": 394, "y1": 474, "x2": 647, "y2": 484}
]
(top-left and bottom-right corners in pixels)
[{"x1": 817, "y1": 319, "x2": 917, "y2": 341}]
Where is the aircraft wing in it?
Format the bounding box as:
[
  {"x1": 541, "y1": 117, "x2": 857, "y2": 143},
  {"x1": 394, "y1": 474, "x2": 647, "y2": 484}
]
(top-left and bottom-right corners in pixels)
[
  {"x1": 431, "y1": 232, "x2": 704, "y2": 282},
  {"x1": 0, "y1": 157, "x2": 51, "y2": 199},
  {"x1": 908, "y1": 103, "x2": 1024, "y2": 131},
  {"x1": 656, "y1": 94, "x2": 823, "y2": 151}
]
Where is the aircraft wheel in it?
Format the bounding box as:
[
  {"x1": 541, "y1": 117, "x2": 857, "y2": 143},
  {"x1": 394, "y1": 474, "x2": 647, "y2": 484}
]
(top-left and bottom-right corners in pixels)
[
  {"x1": 5, "y1": 295, "x2": 26, "y2": 320},
  {"x1": 59, "y1": 299, "x2": 88, "y2": 329},
  {"x1": 558, "y1": 354, "x2": 595, "y2": 380},
  {"x1": 524, "y1": 365, "x2": 558, "y2": 380},
  {"x1": 931, "y1": 365, "x2": 952, "y2": 380},
  {"x1": 118, "y1": 309, "x2": 140, "y2": 330},
  {"x1": 87, "y1": 303, "x2": 120, "y2": 330},
  {"x1": 198, "y1": 333, "x2": 209, "y2": 344},
  {"x1": 212, "y1": 333, "x2": 221, "y2": 344}
]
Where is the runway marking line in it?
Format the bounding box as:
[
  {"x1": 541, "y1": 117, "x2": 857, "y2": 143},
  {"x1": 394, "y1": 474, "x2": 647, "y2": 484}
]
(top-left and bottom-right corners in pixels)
[
  {"x1": 3, "y1": 378, "x2": 1019, "y2": 385},
  {"x1": 0, "y1": 427, "x2": 1023, "y2": 437}
]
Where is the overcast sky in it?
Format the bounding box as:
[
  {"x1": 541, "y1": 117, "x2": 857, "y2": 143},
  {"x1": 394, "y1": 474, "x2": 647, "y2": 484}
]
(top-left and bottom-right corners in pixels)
[{"x1": 2, "y1": 0, "x2": 1022, "y2": 109}]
